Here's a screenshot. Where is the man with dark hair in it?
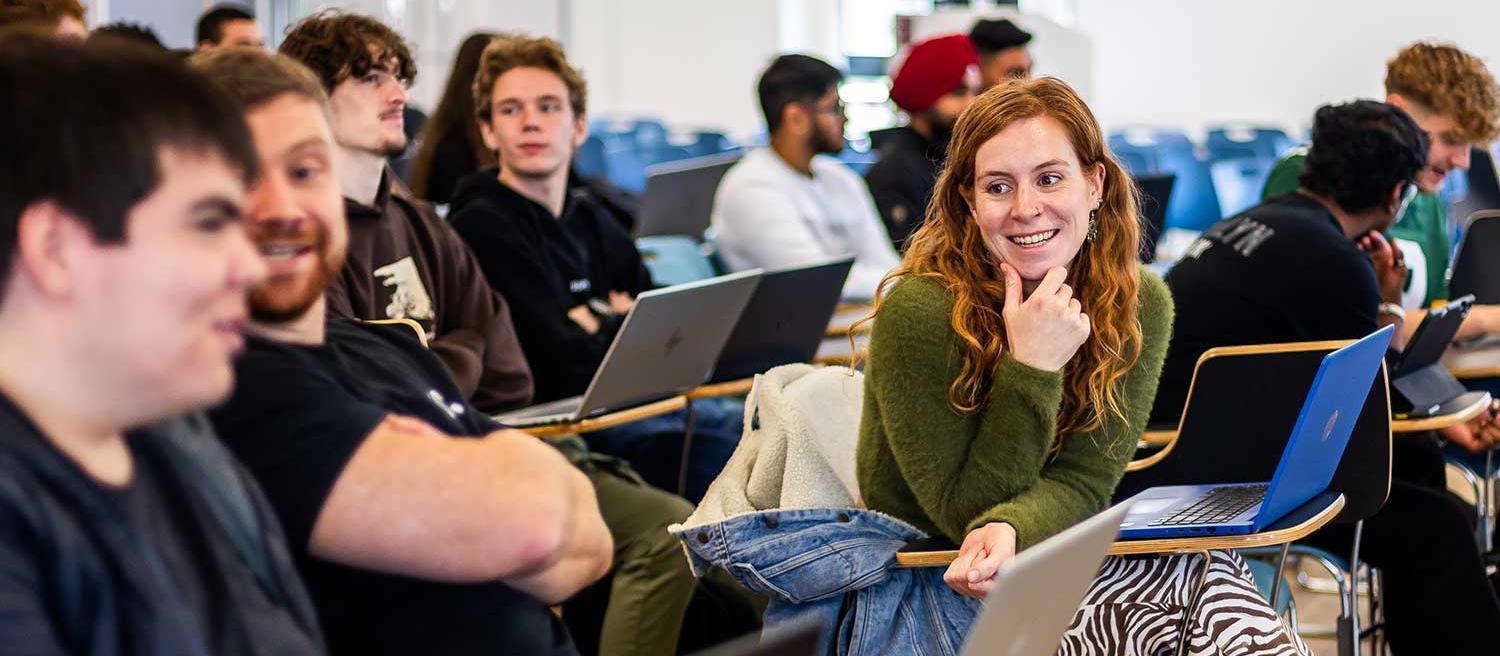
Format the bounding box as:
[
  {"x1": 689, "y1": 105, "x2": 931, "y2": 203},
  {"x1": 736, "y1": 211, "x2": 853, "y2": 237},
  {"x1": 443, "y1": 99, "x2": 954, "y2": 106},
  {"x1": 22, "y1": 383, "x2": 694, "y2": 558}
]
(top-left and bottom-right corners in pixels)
[
  {"x1": 711, "y1": 53, "x2": 899, "y2": 300},
  {"x1": 193, "y1": 47, "x2": 610, "y2": 656},
  {"x1": 0, "y1": 0, "x2": 85, "y2": 39},
  {"x1": 0, "y1": 36, "x2": 325, "y2": 654},
  {"x1": 280, "y1": 10, "x2": 534, "y2": 413},
  {"x1": 968, "y1": 18, "x2": 1032, "y2": 88},
  {"x1": 88, "y1": 21, "x2": 165, "y2": 50},
  {"x1": 865, "y1": 34, "x2": 979, "y2": 249},
  {"x1": 196, "y1": 3, "x2": 262, "y2": 50},
  {"x1": 1154, "y1": 100, "x2": 1500, "y2": 653}
]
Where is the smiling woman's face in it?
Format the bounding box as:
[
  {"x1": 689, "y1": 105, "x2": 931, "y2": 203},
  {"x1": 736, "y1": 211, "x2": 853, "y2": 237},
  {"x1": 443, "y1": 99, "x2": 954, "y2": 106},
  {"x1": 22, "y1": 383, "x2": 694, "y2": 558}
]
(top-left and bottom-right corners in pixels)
[{"x1": 966, "y1": 115, "x2": 1103, "y2": 286}]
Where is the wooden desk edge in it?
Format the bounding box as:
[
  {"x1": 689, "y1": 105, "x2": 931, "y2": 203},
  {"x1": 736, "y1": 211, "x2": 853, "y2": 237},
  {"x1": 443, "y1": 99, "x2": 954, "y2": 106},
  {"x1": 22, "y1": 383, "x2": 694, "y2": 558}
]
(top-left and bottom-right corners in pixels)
[
  {"x1": 1450, "y1": 365, "x2": 1500, "y2": 380},
  {"x1": 686, "y1": 378, "x2": 755, "y2": 399},
  {"x1": 518, "y1": 396, "x2": 688, "y2": 439},
  {"x1": 1391, "y1": 393, "x2": 1491, "y2": 433},
  {"x1": 893, "y1": 494, "x2": 1345, "y2": 567}
]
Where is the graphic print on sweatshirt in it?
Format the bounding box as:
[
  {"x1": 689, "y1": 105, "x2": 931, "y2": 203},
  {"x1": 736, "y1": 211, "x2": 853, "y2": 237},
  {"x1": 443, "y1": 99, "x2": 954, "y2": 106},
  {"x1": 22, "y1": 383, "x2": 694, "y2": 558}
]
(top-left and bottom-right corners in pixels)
[{"x1": 372, "y1": 256, "x2": 436, "y2": 326}]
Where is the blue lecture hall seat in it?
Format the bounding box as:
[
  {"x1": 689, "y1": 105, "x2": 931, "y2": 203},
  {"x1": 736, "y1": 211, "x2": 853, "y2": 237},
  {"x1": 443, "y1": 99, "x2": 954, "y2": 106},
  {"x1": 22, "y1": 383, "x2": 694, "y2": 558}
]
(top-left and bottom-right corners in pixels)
[{"x1": 1109, "y1": 127, "x2": 1223, "y2": 232}]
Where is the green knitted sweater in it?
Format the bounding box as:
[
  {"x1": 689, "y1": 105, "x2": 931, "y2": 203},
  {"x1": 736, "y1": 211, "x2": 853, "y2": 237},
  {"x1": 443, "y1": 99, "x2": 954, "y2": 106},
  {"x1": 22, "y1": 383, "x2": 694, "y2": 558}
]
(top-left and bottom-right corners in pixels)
[{"x1": 856, "y1": 268, "x2": 1174, "y2": 549}]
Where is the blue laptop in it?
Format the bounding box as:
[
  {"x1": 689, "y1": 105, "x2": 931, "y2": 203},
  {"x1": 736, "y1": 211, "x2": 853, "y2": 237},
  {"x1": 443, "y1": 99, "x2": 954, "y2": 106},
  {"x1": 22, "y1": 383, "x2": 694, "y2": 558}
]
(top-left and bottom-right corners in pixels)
[{"x1": 1118, "y1": 325, "x2": 1393, "y2": 539}]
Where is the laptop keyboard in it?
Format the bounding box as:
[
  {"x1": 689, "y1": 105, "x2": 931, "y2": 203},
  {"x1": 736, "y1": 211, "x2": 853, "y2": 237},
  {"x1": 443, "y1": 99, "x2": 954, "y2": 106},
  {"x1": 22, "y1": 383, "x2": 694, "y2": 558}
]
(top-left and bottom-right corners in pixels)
[{"x1": 1148, "y1": 484, "x2": 1268, "y2": 527}]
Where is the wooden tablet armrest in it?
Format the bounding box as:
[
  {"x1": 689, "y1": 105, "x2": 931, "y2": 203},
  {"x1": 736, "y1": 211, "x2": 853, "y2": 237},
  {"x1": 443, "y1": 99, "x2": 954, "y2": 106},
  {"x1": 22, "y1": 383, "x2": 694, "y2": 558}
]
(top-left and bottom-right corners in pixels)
[{"x1": 361, "y1": 318, "x2": 428, "y2": 348}]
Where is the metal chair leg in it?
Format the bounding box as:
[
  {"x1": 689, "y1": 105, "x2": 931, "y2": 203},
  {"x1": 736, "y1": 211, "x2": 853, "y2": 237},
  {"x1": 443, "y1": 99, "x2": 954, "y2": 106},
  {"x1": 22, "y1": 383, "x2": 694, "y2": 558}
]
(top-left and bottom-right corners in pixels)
[
  {"x1": 676, "y1": 401, "x2": 697, "y2": 496},
  {"x1": 1338, "y1": 520, "x2": 1364, "y2": 656}
]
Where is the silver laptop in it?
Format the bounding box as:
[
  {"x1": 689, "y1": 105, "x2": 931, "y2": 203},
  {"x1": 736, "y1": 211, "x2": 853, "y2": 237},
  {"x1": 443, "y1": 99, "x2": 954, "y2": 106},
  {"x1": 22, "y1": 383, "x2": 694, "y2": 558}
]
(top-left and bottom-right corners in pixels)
[
  {"x1": 495, "y1": 270, "x2": 762, "y2": 427},
  {"x1": 959, "y1": 503, "x2": 1128, "y2": 656},
  {"x1": 636, "y1": 151, "x2": 741, "y2": 238}
]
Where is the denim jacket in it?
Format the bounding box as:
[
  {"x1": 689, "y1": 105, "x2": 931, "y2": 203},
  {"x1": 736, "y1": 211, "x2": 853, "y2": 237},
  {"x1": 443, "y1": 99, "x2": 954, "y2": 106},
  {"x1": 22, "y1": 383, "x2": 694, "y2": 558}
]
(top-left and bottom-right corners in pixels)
[{"x1": 676, "y1": 507, "x2": 979, "y2": 655}]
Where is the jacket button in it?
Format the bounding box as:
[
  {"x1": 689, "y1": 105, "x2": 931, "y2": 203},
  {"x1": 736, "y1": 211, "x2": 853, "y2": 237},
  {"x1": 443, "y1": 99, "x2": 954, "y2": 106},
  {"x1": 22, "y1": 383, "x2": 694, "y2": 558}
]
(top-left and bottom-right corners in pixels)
[
  {"x1": 837, "y1": 512, "x2": 851, "y2": 523},
  {"x1": 696, "y1": 532, "x2": 709, "y2": 544},
  {"x1": 764, "y1": 517, "x2": 779, "y2": 529}
]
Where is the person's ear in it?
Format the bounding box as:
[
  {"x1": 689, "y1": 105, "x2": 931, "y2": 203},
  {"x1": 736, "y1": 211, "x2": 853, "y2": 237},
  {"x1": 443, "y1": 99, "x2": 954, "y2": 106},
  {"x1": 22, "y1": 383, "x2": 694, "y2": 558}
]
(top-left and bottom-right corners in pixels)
[
  {"x1": 478, "y1": 117, "x2": 500, "y2": 152},
  {"x1": 13, "y1": 201, "x2": 88, "y2": 298},
  {"x1": 571, "y1": 112, "x2": 589, "y2": 150},
  {"x1": 1387, "y1": 182, "x2": 1406, "y2": 214},
  {"x1": 959, "y1": 183, "x2": 977, "y2": 217},
  {"x1": 781, "y1": 103, "x2": 809, "y2": 136},
  {"x1": 1087, "y1": 161, "x2": 1106, "y2": 207}
]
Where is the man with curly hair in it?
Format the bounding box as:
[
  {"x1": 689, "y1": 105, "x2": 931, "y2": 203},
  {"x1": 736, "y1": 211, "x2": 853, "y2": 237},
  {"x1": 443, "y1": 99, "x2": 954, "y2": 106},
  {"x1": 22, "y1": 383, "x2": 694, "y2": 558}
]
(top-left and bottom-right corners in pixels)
[{"x1": 1265, "y1": 42, "x2": 1500, "y2": 319}]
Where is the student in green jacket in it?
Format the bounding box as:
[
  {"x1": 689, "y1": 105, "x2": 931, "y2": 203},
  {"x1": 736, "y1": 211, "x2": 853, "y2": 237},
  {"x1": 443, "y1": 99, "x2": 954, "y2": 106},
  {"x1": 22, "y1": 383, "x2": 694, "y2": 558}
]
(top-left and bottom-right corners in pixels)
[
  {"x1": 1264, "y1": 42, "x2": 1500, "y2": 339},
  {"x1": 856, "y1": 77, "x2": 1307, "y2": 654}
]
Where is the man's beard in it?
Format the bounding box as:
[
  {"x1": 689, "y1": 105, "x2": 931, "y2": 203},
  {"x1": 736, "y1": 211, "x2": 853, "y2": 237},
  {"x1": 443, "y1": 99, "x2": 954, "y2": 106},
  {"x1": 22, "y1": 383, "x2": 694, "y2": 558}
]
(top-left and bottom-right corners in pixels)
[
  {"x1": 810, "y1": 126, "x2": 843, "y2": 156},
  {"x1": 248, "y1": 224, "x2": 342, "y2": 323},
  {"x1": 925, "y1": 111, "x2": 959, "y2": 154}
]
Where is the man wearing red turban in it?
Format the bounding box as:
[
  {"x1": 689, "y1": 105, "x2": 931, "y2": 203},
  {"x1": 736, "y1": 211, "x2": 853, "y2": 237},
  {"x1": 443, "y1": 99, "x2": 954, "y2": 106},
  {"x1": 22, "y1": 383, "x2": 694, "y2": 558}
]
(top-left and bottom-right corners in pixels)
[{"x1": 866, "y1": 34, "x2": 980, "y2": 250}]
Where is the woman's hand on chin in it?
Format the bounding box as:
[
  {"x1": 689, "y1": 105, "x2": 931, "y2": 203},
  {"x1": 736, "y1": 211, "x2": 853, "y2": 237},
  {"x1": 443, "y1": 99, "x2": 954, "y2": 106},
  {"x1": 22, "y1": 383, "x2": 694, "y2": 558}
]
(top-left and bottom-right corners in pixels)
[
  {"x1": 1001, "y1": 263, "x2": 1091, "y2": 372},
  {"x1": 943, "y1": 522, "x2": 1018, "y2": 599}
]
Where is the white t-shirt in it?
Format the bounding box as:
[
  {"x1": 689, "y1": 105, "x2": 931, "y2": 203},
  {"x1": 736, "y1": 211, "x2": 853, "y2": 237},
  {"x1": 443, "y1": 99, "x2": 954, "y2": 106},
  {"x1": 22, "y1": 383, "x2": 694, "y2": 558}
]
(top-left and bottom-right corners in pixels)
[{"x1": 710, "y1": 148, "x2": 901, "y2": 300}]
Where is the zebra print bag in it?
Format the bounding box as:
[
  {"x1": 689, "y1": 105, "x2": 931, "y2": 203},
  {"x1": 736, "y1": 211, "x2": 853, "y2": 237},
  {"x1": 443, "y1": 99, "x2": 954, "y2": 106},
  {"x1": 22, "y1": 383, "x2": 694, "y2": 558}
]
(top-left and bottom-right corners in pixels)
[{"x1": 1057, "y1": 550, "x2": 1310, "y2": 656}]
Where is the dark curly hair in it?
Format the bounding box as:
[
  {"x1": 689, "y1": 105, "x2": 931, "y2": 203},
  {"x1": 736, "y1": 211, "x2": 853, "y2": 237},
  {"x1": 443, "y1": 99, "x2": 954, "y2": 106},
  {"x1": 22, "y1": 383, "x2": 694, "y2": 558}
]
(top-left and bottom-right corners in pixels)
[
  {"x1": 278, "y1": 9, "x2": 415, "y2": 93},
  {"x1": 88, "y1": 22, "x2": 165, "y2": 50},
  {"x1": 1299, "y1": 100, "x2": 1428, "y2": 213}
]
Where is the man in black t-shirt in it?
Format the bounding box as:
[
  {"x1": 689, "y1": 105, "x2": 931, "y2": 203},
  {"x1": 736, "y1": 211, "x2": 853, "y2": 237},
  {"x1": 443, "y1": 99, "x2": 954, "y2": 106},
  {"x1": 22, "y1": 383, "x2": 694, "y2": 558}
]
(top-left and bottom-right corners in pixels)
[
  {"x1": 0, "y1": 39, "x2": 324, "y2": 654},
  {"x1": 1153, "y1": 100, "x2": 1500, "y2": 653},
  {"x1": 192, "y1": 50, "x2": 612, "y2": 655}
]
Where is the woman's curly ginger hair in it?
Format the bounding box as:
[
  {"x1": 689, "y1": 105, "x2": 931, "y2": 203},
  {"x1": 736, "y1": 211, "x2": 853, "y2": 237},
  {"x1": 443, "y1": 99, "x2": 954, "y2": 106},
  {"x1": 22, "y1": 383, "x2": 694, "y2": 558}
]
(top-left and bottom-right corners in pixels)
[{"x1": 856, "y1": 77, "x2": 1145, "y2": 449}]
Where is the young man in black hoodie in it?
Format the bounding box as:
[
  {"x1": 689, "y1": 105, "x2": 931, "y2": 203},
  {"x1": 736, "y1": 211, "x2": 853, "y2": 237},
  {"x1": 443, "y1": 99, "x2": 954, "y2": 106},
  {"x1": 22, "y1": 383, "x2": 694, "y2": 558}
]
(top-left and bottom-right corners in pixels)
[
  {"x1": 0, "y1": 37, "x2": 324, "y2": 654},
  {"x1": 449, "y1": 34, "x2": 743, "y2": 504}
]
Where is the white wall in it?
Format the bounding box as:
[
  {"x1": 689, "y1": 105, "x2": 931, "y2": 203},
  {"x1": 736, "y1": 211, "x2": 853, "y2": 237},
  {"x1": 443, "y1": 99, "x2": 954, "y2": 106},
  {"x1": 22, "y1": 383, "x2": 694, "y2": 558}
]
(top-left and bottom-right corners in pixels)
[
  {"x1": 101, "y1": 0, "x2": 206, "y2": 48},
  {"x1": 1074, "y1": 0, "x2": 1500, "y2": 139},
  {"x1": 568, "y1": 0, "x2": 784, "y2": 137},
  {"x1": 274, "y1": 0, "x2": 561, "y2": 112}
]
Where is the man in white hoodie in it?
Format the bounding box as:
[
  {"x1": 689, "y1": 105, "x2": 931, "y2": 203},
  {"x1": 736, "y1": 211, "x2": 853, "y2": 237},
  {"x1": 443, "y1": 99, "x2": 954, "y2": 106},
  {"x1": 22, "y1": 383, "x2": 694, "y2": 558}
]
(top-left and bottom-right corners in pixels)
[{"x1": 711, "y1": 54, "x2": 899, "y2": 301}]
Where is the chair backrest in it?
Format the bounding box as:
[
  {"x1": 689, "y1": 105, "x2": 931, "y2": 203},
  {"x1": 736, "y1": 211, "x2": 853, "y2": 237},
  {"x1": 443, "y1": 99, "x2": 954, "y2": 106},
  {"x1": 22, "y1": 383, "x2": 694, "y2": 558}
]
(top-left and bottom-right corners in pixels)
[
  {"x1": 575, "y1": 135, "x2": 608, "y2": 182},
  {"x1": 636, "y1": 235, "x2": 717, "y2": 286},
  {"x1": 1210, "y1": 156, "x2": 1277, "y2": 217},
  {"x1": 1108, "y1": 127, "x2": 1222, "y2": 232},
  {"x1": 1454, "y1": 147, "x2": 1500, "y2": 220},
  {"x1": 1205, "y1": 125, "x2": 1293, "y2": 163},
  {"x1": 1449, "y1": 210, "x2": 1500, "y2": 304},
  {"x1": 1118, "y1": 340, "x2": 1391, "y2": 524}
]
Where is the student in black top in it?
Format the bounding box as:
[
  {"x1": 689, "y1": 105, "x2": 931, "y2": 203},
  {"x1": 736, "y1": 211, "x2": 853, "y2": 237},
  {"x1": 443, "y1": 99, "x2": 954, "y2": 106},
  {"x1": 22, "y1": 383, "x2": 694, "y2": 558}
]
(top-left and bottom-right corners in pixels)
[
  {"x1": 189, "y1": 49, "x2": 611, "y2": 656},
  {"x1": 0, "y1": 38, "x2": 324, "y2": 655},
  {"x1": 1151, "y1": 100, "x2": 1500, "y2": 653},
  {"x1": 865, "y1": 34, "x2": 978, "y2": 250},
  {"x1": 450, "y1": 34, "x2": 744, "y2": 503},
  {"x1": 409, "y1": 31, "x2": 497, "y2": 205}
]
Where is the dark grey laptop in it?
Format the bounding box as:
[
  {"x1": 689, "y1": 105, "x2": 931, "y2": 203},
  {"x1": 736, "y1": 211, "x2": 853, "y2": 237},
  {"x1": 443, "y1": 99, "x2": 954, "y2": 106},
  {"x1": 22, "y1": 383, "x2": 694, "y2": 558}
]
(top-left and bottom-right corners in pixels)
[
  {"x1": 1391, "y1": 294, "x2": 1490, "y2": 419},
  {"x1": 708, "y1": 256, "x2": 854, "y2": 383},
  {"x1": 1135, "y1": 173, "x2": 1175, "y2": 263},
  {"x1": 495, "y1": 270, "x2": 762, "y2": 427},
  {"x1": 636, "y1": 151, "x2": 741, "y2": 238},
  {"x1": 1449, "y1": 210, "x2": 1500, "y2": 304}
]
